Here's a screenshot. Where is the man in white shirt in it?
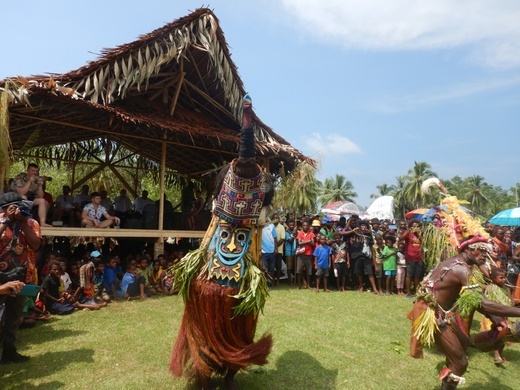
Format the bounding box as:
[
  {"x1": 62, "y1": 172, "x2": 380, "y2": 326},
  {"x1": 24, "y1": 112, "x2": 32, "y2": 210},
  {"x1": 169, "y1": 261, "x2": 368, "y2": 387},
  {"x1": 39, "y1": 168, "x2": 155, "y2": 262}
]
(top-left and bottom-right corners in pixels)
[{"x1": 132, "y1": 190, "x2": 154, "y2": 218}]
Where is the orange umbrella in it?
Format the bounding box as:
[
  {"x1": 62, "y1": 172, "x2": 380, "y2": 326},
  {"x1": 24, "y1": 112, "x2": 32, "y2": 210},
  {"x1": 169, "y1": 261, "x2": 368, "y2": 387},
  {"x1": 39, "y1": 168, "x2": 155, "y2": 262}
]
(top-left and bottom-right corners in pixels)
[{"x1": 404, "y1": 208, "x2": 428, "y2": 220}]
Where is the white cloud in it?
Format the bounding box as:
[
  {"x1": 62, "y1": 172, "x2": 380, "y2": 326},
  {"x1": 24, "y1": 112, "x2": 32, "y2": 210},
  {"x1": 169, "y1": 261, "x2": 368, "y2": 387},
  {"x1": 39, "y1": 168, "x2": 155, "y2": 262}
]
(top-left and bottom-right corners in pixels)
[
  {"x1": 281, "y1": 0, "x2": 520, "y2": 68},
  {"x1": 303, "y1": 132, "x2": 362, "y2": 155}
]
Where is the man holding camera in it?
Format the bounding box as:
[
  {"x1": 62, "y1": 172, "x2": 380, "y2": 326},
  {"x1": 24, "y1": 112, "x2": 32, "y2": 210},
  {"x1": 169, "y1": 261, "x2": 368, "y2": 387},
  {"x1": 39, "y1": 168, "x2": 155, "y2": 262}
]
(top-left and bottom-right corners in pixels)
[
  {"x1": 0, "y1": 192, "x2": 43, "y2": 364},
  {"x1": 10, "y1": 163, "x2": 51, "y2": 227}
]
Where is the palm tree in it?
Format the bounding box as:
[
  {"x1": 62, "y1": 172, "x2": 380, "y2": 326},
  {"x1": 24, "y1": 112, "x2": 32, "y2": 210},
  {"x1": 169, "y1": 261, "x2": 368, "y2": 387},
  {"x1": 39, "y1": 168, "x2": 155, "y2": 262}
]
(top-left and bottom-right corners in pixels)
[
  {"x1": 370, "y1": 183, "x2": 392, "y2": 199},
  {"x1": 404, "y1": 161, "x2": 437, "y2": 208},
  {"x1": 319, "y1": 174, "x2": 357, "y2": 205},
  {"x1": 461, "y1": 175, "x2": 489, "y2": 215},
  {"x1": 391, "y1": 175, "x2": 410, "y2": 220},
  {"x1": 274, "y1": 161, "x2": 320, "y2": 216}
]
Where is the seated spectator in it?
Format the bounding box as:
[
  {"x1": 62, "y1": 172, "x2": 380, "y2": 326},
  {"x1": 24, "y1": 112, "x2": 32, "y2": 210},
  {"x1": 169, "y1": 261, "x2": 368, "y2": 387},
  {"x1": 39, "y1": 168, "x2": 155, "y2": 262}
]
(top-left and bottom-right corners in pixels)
[
  {"x1": 113, "y1": 189, "x2": 132, "y2": 227},
  {"x1": 59, "y1": 260, "x2": 72, "y2": 291},
  {"x1": 73, "y1": 185, "x2": 91, "y2": 224},
  {"x1": 99, "y1": 189, "x2": 114, "y2": 215},
  {"x1": 93, "y1": 262, "x2": 111, "y2": 303},
  {"x1": 41, "y1": 262, "x2": 99, "y2": 314},
  {"x1": 149, "y1": 260, "x2": 166, "y2": 294},
  {"x1": 135, "y1": 257, "x2": 152, "y2": 287},
  {"x1": 103, "y1": 257, "x2": 119, "y2": 300},
  {"x1": 162, "y1": 261, "x2": 176, "y2": 295},
  {"x1": 10, "y1": 163, "x2": 51, "y2": 226},
  {"x1": 117, "y1": 263, "x2": 151, "y2": 300},
  {"x1": 53, "y1": 185, "x2": 76, "y2": 226},
  {"x1": 81, "y1": 192, "x2": 120, "y2": 228},
  {"x1": 132, "y1": 190, "x2": 154, "y2": 218}
]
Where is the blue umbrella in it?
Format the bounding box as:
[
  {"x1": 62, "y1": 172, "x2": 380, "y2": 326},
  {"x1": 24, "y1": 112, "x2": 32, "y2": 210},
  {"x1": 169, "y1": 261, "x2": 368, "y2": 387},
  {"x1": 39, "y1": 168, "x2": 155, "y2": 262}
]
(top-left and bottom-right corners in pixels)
[{"x1": 489, "y1": 207, "x2": 520, "y2": 226}]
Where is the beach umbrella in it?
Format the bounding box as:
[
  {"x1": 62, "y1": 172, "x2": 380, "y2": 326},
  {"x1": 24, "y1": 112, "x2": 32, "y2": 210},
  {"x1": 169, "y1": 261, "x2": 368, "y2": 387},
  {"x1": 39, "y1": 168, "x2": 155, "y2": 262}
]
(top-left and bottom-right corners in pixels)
[
  {"x1": 366, "y1": 196, "x2": 394, "y2": 222},
  {"x1": 321, "y1": 201, "x2": 364, "y2": 215},
  {"x1": 489, "y1": 207, "x2": 520, "y2": 226},
  {"x1": 405, "y1": 208, "x2": 428, "y2": 220}
]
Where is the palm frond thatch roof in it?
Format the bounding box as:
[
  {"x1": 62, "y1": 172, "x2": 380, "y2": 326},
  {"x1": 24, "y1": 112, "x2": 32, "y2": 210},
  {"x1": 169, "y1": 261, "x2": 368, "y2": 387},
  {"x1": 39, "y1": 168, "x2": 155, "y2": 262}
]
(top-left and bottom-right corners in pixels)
[{"x1": 0, "y1": 8, "x2": 313, "y2": 178}]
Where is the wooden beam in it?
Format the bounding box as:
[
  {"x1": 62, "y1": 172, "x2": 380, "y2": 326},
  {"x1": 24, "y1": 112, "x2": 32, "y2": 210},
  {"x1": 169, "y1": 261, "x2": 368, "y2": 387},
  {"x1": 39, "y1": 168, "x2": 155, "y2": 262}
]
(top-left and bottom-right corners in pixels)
[
  {"x1": 169, "y1": 57, "x2": 185, "y2": 116},
  {"x1": 183, "y1": 79, "x2": 237, "y2": 121},
  {"x1": 158, "y1": 134, "x2": 167, "y2": 231},
  {"x1": 10, "y1": 112, "x2": 239, "y2": 156},
  {"x1": 40, "y1": 227, "x2": 205, "y2": 239}
]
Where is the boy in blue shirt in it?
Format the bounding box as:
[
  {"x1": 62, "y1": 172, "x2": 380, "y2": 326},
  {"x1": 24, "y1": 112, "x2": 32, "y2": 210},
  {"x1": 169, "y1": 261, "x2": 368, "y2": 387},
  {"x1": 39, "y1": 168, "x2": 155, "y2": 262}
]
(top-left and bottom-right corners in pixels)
[{"x1": 313, "y1": 235, "x2": 332, "y2": 292}]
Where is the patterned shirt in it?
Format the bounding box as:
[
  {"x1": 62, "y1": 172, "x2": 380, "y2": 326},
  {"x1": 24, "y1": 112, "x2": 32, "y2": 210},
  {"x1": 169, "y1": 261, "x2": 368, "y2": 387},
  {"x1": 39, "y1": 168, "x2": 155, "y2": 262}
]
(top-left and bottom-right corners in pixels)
[{"x1": 83, "y1": 203, "x2": 107, "y2": 222}]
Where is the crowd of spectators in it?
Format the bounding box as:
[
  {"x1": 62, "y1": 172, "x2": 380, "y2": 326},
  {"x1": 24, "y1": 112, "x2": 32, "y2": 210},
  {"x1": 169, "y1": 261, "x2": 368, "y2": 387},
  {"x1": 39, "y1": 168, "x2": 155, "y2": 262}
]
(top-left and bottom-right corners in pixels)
[{"x1": 4, "y1": 163, "x2": 206, "y2": 230}]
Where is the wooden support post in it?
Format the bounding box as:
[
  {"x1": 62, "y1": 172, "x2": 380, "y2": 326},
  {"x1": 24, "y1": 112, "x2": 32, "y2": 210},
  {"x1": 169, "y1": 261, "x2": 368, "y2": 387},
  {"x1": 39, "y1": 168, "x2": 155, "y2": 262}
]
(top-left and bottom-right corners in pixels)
[{"x1": 158, "y1": 134, "x2": 167, "y2": 233}]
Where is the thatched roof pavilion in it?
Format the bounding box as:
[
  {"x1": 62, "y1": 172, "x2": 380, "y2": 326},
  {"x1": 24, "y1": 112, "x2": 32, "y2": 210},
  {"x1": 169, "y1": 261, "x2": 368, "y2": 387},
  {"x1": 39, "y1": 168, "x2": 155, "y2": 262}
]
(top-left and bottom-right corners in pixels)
[{"x1": 0, "y1": 8, "x2": 311, "y2": 184}]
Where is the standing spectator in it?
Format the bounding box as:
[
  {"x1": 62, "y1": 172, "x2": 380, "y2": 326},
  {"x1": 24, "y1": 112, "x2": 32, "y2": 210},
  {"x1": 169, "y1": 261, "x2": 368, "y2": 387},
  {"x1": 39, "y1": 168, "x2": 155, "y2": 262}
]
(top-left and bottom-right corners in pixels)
[
  {"x1": 313, "y1": 235, "x2": 332, "y2": 292},
  {"x1": 396, "y1": 241, "x2": 407, "y2": 296},
  {"x1": 261, "y1": 219, "x2": 277, "y2": 286},
  {"x1": 400, "y1": 219, "x2": 423, "y2": 298},
  {"x1": 320, "y1": 217, "x2": 335, "y2": 245},
  {"x1": 186, "y1": 190, "x2": 205, "y2": 230},
  {"x1": 272, "y1": 214, "x2": 286, "y2": 286},
  {"x1": 296, "y1": 221, "x2": 316, "y2": 289},
  {"x1": 331, "y1": 234, "x2": 349, "y2": 291},
  {"x1": 381, "y1": 236, "x2": 398, "y2": 295},
  {"x1": 81, "y1": 192, "x2": 120, "y2": 228},
  {"x1": 0, "y1": 192, "x2": 43, "y2": 363},
  {"x1": 284, "y1": 219, "x2": 298, "y2": 286},
  {"x1": 114, "y1": 189, "x2": 132, "y2": 227},
  {"x1": 10, "y1": 163, "x2": 51, "y2": 227},
  {"x1": 350, "y1": 220, "x2": 380, "y2": 294}
]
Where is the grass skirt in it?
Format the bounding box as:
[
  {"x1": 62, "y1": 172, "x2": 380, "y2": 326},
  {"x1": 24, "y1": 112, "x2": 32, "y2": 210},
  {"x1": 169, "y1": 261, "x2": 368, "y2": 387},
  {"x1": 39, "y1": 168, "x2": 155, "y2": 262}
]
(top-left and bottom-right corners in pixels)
[{"x1": 170, "y1": 277, "x2": 272, "y2": 381}]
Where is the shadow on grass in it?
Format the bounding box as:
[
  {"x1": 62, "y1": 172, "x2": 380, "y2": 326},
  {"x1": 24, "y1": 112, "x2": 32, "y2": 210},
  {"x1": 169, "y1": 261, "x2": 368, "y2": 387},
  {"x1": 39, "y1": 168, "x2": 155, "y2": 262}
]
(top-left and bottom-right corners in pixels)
[
  {"x1": 235, "y1": 350, "x2": 338, "y2": 389},
  {"x1": 0, "y1": 348, "x2": 94, "y2": 389},
  {"x1": 20, "y1": 326, "x2": 88, "y2": 345}
]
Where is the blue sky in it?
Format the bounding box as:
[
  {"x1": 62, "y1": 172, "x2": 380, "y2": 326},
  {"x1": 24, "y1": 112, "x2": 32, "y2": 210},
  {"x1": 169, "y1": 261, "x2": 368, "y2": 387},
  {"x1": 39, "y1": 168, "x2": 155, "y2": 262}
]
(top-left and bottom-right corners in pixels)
[{"x1": 1, "y1": 1, "x2": 519, "y2": 207}]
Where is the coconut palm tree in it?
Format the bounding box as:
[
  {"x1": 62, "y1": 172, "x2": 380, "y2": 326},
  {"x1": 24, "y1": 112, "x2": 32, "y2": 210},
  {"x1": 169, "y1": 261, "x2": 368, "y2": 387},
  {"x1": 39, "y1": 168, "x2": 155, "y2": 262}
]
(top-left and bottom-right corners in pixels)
[
  {"x1": 319, "y1": 174, "x2": 357, "y2": 206},
  {"x1": 404, "y1": 161, "x2": 437, "y2": 208},
  {"x1": 461, "y1": 175, "x2": 489, "y2": 216},
  {"x1": 391, "y1": 175, "x2": 410, "y2": 220},
  {"x1": 274, "y1": 160, "x2": 320, "y2": 216},
  {"x1": 370, "y1": 183, "x2": 392, "y2": 199}
]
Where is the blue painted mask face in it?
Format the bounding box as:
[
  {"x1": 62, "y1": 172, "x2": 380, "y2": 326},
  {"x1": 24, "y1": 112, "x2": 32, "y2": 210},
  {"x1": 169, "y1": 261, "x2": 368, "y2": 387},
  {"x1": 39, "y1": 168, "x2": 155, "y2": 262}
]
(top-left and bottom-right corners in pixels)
[
  {"x1": 208, "y1": 222, "x2": 252, "y2": 284},
  {"x1": 215, "y1": 224, "x2": 251, "y2": 265}
]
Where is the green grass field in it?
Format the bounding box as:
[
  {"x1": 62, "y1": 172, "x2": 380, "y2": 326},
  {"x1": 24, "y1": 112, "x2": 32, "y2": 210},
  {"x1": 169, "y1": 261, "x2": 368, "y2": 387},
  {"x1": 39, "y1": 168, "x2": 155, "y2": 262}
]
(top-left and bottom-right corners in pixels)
[{"x1": 1, "y1": 286, "x2": 519, "y2": 389}]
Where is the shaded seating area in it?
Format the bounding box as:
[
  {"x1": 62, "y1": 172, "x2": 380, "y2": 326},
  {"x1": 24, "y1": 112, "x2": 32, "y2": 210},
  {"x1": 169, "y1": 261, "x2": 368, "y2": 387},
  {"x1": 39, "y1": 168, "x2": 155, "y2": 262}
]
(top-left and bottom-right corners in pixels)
[{"x1": 0, "y1": 8, "x2": 313, "y2": 254}]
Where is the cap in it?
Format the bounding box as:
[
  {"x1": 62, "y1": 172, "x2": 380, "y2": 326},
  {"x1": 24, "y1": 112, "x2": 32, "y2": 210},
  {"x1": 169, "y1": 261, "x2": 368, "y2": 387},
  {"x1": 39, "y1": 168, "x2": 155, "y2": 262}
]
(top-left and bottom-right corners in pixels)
[
  {"x1": 311, "y1": 219, "x2": 321, "y2": 227},
  {"x1": 0, "y1": 192, "x2": 24, "y2": 208},
  {"x1": 90, "y1": 250, "x2": 102, "y2": 258}
]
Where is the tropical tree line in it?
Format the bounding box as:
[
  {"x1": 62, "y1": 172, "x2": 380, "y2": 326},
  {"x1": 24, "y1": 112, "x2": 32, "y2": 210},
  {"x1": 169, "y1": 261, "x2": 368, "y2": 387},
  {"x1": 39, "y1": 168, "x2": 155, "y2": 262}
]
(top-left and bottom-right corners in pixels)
[{"x1": 274, "y1": 161, "x2": 518, "y2": 220}]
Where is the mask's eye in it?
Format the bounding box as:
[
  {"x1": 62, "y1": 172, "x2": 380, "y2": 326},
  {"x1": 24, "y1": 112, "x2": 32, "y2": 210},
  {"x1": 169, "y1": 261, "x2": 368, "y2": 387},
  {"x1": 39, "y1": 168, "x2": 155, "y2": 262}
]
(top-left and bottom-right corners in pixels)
[
  {"x1": 236, "y1": 232, "x2": 247, "y2": 242},
  {"x1": 220, "y1": 230, "x2": 229, "y2": 240}
]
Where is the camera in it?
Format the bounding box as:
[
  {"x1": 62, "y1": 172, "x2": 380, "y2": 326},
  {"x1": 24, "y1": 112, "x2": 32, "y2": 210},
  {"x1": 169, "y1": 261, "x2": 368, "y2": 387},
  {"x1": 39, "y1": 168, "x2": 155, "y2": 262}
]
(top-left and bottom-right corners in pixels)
[{"x1": 35, "y1": 176, "x2": 52, "y2": 182}]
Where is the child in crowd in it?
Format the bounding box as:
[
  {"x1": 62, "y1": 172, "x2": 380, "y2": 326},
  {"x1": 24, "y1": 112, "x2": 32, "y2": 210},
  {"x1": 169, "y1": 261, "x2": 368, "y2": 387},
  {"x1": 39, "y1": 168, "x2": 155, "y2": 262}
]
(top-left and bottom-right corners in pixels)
[
  {"x1": 41, "y1": 262, "x2": 99, "y2": 314},
  {"x1": 284, "y1": 219, "x2": 298, "y2": 286},
  {"x1": 313, "y1": 235, "x2": 331, "y2": 292},
  {"x1": 482, "y1": 267, "x2": 512, "y2": 364},
  {"x1": 104, "y1": 257, "x2": 119, "y2": 300},
  {"x1": 396, "y1": 242, "x2": 406, "y2": 296},
  {"x1": 135, "y1": 257, "x2": 152, "y2": 287},
  {"x1": 149, "y1": 260, "x2": 166, "y2": 294},
  {"x1": 331, "y1": 233, "x2": 349, "y2": 291},
  {"x1": 162, "y1": 261, "x2": 176, "y2": 294},
  {"x1": 59, "y1": 260, "x2": 72, "y2": 291},
  {"x1": 118, "y1": 263, "x2": 151, "y2": 300},
  {"x1": 381, "y1": 236, "x2": 398, "y2": 295},
  {"x1": 93, "y1": 262, "x2": 111, "y2": 303},
  {"x1": 374, "y1": 234, "x2": 385, "y2": 293}
]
